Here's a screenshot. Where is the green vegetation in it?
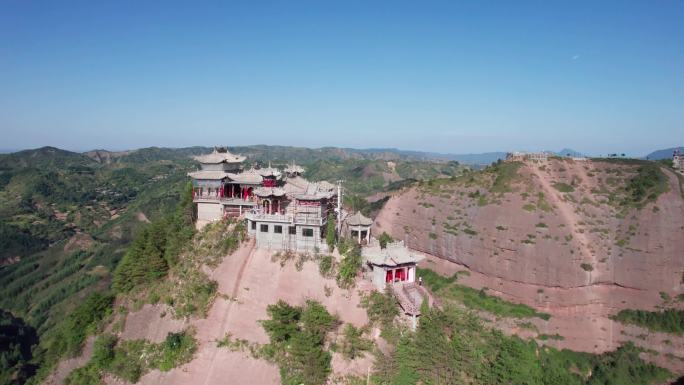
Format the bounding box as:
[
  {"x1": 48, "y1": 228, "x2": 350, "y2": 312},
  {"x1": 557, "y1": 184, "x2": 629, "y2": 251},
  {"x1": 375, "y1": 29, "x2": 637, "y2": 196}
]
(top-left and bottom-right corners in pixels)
[
  {"x1": 552, "y1": 182, "x2": 575, "y2": 193},
  {"x1": 580, "y1": 263, "x2": 594, "y2": 272},
  {"x1": 416, "y1": 268, "x2": 458, "y2": 292},
  {"x1": 0, "y1": 309, "x2": 38, "y2": 385},
  {"x1": 446, "y1": 285, "x2": 550, "y2": 320},
  {"x1": 418, "y1": 267, "x2": 549, "y2": 320},
  {"x1": 373, "y1": 305, "x2": 670, "y2": 385},
  {"x1": 317, "y1": 254, "x2": 334, "y2": 278},
  {"x1": 361, "y1": 287, "x2": 400, "y2": 332},
  {"x1": 25, "y1": 292, "x2": 114, "y2": 383},
  {"x1": 612, "y1": 308, "x2": 684, "y2": 335},
  {"x1": 538, "y1": 333, "x2": 565, "y2": 341},
  {"x1": 0, "y1": 147, "x2": 200, "y2": 384},
  {"x1": 463, "y1": 228, "x2": 478, "y2": 236},
  {"x1": 336, "y1": 239, "x2": 362, "y2": 289},
  {"x1": 623, "y1": 163, "x2": 668, "y2": 207},
  {"x1": 261, "y1": 300, "x2": 338, "y2": 385},
  {"x1": 377, "y1": 232, "x2": 393, "y2": 249},
  {"x1": 65, "y1": 330, "x2": 197, "y2": 384},
  {"x1": 113, "y1": 182, "x2": 195, "y2": 293},
  {"x1": 488, "y1": 160, "x2": 523, "y2": 193},
  {"x1": 339, "y1": 324, "x2": 372, "y2": 360},
  {"x1": 326, "y1": 213, "x2": 336, "y2": 252}
]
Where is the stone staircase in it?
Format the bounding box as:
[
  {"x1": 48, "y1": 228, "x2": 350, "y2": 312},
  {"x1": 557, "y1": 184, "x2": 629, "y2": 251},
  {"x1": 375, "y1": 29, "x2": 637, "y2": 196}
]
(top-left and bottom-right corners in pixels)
[{"x1": 394, "y1": 282, "x2": 436, "y2": 316}]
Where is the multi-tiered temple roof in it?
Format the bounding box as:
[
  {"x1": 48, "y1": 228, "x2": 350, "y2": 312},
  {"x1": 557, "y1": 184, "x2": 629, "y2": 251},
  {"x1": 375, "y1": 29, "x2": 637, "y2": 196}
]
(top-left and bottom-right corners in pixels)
[{"x1": 193, "y1": 147, "x2": 246, "y2": 164}]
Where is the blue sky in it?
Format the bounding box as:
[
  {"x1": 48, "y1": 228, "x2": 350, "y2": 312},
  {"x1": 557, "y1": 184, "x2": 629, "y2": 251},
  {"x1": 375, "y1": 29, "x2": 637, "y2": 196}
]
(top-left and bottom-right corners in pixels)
[{"x1": 1, "y1": 1, "x2": 682, "y2": 156}]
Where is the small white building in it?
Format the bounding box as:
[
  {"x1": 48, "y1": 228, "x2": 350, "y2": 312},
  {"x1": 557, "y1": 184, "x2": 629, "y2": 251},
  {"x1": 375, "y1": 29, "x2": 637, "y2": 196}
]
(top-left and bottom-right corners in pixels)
[
  {"x1": 343, "y1": 211, "x2": 373, "y2": 245},
  {"x1": 674, "y1": 149, "x2": 684, "y2": 170},
  {"x1": 362, "y1": 240, "x2": 424, "y2": 291}
]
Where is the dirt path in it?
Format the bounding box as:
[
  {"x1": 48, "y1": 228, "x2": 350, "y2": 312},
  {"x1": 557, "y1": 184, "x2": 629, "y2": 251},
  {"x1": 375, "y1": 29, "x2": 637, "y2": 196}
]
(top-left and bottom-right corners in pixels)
[
  {"x1": 42, "y1": 337, "x2": 95, "y2": 385},
  {"x1": 199, "y1": 239, "x2": 257, "y2": 385},
  {"x1": 124, "y1": 237, "x2": 370, "y2": 385},
  {"x1": 530, "y1": 163, "x2": 597, "y2": 282}
]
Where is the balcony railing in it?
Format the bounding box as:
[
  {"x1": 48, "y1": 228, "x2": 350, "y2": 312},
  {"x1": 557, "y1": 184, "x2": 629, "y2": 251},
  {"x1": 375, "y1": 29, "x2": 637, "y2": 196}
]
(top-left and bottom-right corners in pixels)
[
  {"x1": 193, "y1": 195, "x2": 257, "y2": 205},
  {"x1": 245, "y1": 212, "x2": 293, "y2": 223},
  {"x1": 245, "y1": 212, "x2": 325, "y2": 226}
]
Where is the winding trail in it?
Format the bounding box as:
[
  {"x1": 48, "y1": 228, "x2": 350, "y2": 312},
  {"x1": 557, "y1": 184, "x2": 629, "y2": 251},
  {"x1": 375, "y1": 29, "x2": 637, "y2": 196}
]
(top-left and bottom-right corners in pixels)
[
  {"x1": 529, "y1": 164, "x2": 597, "y2": 282},
  {"x1": 200, "y1": 239, "x2": 257, "y2": 385}
]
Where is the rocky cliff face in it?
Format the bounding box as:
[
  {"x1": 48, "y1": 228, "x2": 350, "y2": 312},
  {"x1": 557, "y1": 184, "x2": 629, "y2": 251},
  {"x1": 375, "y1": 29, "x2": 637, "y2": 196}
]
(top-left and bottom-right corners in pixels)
[
  {"x1": 372, "y1": 159, "x2": 684, "y2": 369},
  {"x1": 375, "y1": 159, "x2": 684, "y2": 293}
]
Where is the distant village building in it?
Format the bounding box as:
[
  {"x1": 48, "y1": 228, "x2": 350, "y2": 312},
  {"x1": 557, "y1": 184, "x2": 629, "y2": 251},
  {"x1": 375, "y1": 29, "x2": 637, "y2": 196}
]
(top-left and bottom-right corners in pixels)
[
  {"x1": 673, "y1": 149, "x2": 684, "y2": 170},
  {"x1": 505, "y1": 151, "x2": 552, "y2": 162},
  {"x1": 188, "y1": 147, "x2": 337, "y2": 252}
]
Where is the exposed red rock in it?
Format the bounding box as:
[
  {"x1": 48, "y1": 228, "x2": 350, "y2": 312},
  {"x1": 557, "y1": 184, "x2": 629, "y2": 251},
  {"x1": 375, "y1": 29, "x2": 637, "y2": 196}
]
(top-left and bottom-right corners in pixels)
[{"x1": 373, "y1": 158, "x2": 684, "y2": 371}]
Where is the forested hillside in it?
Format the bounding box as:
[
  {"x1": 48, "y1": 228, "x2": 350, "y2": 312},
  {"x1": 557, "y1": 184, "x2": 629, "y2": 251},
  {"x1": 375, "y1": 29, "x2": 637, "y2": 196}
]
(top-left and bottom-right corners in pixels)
[{"x1": 0, "y1": 145, "x2": 464, "y2": 384}]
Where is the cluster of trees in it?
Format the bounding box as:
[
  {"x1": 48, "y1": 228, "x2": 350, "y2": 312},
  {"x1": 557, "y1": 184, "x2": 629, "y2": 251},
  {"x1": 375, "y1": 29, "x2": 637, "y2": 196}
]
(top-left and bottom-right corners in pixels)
[
  {"x1": 261, "y1": 300, "x2": 338, "y2": 385},
  {"x1": 335, "y1": 239, "x2": 362, "y2": 289},
  {"x1": 613, "y1": 308, "x2": 684, "y2": 335},
  {"x1": 113, "y1": 183, "x2": 194, "y2": 293},
  {"x1": 65, "y1": 330, "x2": 197, "y2": 385},
  {"x1": 0, "y1": 310, "x2": 37, "y2": 385},
  {"x1": 374, "y1": 305, "x2": 670, "y2": 385},
  {"x1": 24, "y1": 292, "x2": 114, "y2": 383},
  {"x1": 625, "y1": 164, "x2": 667, "y2": 206}
]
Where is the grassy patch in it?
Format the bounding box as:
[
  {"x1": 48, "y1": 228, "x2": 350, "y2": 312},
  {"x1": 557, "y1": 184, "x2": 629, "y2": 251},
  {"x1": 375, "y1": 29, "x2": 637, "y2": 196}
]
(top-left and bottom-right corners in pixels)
[
  {"x1": 612, "y1": 308, "x2": 684, "y2": 335},
  {"x1": 489, "y1": 161, "x2": 523, "y2": 193},
  {"x1": 418, "y1": 268, "x2": 549, "y2": 320},
  {"x1": 416, "y1": 268, "x2": 458, "y2": 292},
  {"x1": 538, "y1": 333, "x2": 565, "y2": 341},
  {"x1": 552, "y1": 182, "x2": 575, "y2": 193},
  {"x1": 66, "y1": 330, "x2": 197, "y2": 384}
]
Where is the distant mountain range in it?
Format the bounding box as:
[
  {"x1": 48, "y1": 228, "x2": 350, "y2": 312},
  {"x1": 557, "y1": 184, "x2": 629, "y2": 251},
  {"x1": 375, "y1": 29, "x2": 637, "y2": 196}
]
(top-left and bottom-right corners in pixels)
[
  {"x1": 5, "y1": 145, "x2": 682, "y2": 165},
  {"x1": 644, "y1": 147, "x2": 683, "y2": 160}
]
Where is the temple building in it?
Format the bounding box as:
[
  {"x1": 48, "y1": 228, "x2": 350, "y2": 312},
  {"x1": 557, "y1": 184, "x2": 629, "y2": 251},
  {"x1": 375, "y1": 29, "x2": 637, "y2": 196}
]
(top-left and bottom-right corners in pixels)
[
  {"x1": 363, "y1": 240, "x2": 430, "y2": 329},
  {"x1": 362, "y1": 240, "x2": 424, "y2": 291},
  {"x1": 506, "y1": 151, "x2": 552, "y2": 162},
  {"x1": 188, "y1": 148, "x2": 337, "y2": 252}
]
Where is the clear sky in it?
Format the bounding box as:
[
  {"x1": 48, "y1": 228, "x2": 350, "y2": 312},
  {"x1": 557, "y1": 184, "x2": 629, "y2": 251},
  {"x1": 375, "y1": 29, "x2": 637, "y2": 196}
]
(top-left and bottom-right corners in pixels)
[{"x1": 1, "y1": 1, "x2": 682, "y2": 156}]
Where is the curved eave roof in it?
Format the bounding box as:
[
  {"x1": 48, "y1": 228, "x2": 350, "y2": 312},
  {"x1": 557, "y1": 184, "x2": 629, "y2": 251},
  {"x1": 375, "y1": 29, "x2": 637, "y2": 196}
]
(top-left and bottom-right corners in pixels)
[
  {"x1": 227, "y1": 171, "x2": 263, "y2": 184},
  {"x1": 362, "y1": 242, "x2": 424, "y2": 267},
  {"x1": 256, "y1": 167, "x2": 282, "y2": 178},
  {"x1": 193, "y1": 151, "x2": 246, "y2": 164},
  {"x1": 187, "y1": 170, "x2": 228, "y2": 180},
  {"x1": 346, "y1": 212, "x2": 373, "y2": 226},
  {"x1": 284, "y1": 165, "x2": 305, "y2": 174}
]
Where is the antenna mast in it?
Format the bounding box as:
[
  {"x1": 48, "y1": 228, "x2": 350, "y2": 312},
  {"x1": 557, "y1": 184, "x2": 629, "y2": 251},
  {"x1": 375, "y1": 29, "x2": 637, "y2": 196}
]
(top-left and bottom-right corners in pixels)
[{"x1": 335, "y1": 180, "x2": 343, "y2": 236}]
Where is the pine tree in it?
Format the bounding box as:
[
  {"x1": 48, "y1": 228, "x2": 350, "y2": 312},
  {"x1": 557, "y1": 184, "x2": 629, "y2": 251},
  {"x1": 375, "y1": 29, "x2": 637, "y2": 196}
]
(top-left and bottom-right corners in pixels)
[{"x1": 326, "y1": 213, "x2": 336, "y2": 253}]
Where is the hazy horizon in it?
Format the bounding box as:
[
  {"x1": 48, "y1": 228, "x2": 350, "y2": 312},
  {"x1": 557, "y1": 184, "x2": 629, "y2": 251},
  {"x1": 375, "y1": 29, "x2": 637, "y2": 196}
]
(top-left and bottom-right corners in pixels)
[
  {"x1": 2, "y1": 142, "x2": 681, "y2": 159},
  {"x1": 1, "y1": 1, "x2": 682, "y2": 155}
]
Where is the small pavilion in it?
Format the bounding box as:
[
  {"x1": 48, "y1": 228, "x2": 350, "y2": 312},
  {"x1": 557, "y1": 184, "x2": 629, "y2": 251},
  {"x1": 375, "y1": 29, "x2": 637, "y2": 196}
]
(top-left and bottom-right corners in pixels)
[
  {"x1": 362, "y1": 240, "x2": 424, "y2": 291},
  {"x1": 345, "y1": 212, "x2": 373, "y2": 245}
]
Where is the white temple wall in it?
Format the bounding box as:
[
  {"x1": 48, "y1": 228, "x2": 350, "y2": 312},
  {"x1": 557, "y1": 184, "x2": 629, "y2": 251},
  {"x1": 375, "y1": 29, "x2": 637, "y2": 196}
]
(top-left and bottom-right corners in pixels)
[
  {"x1": 197, "y1": 202, "x2": 222, "y2": 222},
  {"x1": 371, "y1": 267, "x2": 386, "y2": 291}
]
